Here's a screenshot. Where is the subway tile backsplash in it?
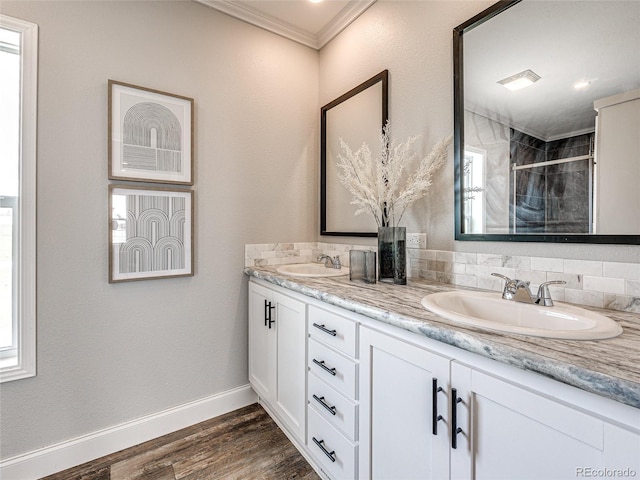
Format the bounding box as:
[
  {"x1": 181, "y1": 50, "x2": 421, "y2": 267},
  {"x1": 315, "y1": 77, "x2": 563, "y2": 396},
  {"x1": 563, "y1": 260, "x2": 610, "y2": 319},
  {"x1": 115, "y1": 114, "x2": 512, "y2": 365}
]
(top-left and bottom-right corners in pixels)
[{"x1": 245, "y1": 243, "x2": 640, "y2": 314}]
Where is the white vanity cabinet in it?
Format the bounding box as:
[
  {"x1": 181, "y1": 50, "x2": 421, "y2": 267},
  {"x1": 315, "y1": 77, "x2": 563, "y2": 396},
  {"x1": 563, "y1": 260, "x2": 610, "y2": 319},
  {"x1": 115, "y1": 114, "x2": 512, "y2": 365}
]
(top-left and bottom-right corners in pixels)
[
  {"x1": 247, "y1": 276, "x2": 639, "y2": 480},
  {"x1": 450, "y1": 362, "x2": 640, "y2": 480},
  {"x1": 359, "y1": 326, "x2": 451, "y2": 480},
  {"x1": 358, "y1": 323, "x2": 640, "y2": 480},
  {"x1": 248, "y1": 281, "x2": 307, "y2": 442}
]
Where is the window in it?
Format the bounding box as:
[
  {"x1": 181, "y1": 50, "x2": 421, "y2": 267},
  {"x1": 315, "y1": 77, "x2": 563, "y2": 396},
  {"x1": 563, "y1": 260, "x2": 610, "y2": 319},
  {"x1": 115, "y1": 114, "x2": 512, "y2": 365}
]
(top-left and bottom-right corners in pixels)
[
  {"x1": 0, "y1": 15, "x2": 37, "y2": 382},
  {"x1": 462, "y1": 147, "x2": 486, "y2": 234}
]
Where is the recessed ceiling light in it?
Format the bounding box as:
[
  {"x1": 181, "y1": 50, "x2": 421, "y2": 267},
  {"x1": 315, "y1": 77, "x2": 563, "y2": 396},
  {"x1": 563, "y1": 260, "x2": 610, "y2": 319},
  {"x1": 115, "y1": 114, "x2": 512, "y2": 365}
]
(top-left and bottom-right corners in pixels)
[
  {"x1": 573, "y1": 80, "x2": 591, "y2": 90},
  {"x1": 309, "y1": 0, "x2": 322, "y2": 3},
  {"x1": 497, "y1": 69, "x2": 541, "y2": 91}
]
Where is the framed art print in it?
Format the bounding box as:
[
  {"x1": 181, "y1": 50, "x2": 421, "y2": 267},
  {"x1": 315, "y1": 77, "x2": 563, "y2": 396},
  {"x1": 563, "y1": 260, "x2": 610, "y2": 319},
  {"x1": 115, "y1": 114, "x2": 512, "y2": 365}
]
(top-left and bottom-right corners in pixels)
[
  {"x1": 108, "y1": 80, "x2": 194, "y2": 185},
  {"x1": 109, "y1": 185, "x2": 194, "y2": 282}
]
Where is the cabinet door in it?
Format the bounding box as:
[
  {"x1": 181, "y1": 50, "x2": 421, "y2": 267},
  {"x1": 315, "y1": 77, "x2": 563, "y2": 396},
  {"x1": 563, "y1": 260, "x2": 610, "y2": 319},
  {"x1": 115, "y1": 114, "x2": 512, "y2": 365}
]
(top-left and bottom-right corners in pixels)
[
  {"x1": 248, "y1": 282, "x2": 276, "y2": 401},
  {"x1": 450, "y1": 362, "x2": 608, "y2": 480},
  {"x1": 603, "y1": 422, "x2": 640, "y2": 476},
  {"x1": 273, "y1": 291, "x2": 307, "y2": 442},
  {"x1": 359, "y1": 327, "x2": 451, "y2": 480}
]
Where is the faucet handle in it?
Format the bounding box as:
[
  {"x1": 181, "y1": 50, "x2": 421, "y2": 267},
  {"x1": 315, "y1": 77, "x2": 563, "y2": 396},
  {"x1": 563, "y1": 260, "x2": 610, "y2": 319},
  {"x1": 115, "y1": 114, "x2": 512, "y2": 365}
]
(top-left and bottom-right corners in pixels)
[
  {"x1": 536, "y1": 280, "x2": 567, "y2": 307},
  {"x1": 333, "y1": 255, "x2": 341, "y2": 269},
  {"x1": 491, "y1": 273, "x2": 516, "y2": 300},
  {"x1": 491, "y1": 273, "x2": 512, "y2": 282}
]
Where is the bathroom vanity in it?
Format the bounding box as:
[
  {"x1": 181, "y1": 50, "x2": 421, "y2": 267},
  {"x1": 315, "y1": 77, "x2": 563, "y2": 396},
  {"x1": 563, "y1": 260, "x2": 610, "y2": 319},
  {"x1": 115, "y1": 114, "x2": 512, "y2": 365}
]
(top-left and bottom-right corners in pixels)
[{"x1": 245, "y1": 266, "x2": 640, "y2": 480}]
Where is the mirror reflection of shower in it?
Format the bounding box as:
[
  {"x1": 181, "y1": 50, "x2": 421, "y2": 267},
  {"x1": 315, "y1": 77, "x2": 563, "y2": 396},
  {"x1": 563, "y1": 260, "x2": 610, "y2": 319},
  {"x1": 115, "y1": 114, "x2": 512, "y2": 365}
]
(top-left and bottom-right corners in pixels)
[
  {"x1": 509, "y1": 131, "x2": 594, "y2": 234},
  {"x1": 457, "y1": 0, "x2": 640, "y2": 240}
]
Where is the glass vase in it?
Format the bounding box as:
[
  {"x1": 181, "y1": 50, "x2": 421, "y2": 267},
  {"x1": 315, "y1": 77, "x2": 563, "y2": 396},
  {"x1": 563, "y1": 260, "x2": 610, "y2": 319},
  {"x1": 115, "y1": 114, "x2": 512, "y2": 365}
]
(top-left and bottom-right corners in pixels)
[{"x1": 377, "y1": 226, "x2": 406, "y2": 285}]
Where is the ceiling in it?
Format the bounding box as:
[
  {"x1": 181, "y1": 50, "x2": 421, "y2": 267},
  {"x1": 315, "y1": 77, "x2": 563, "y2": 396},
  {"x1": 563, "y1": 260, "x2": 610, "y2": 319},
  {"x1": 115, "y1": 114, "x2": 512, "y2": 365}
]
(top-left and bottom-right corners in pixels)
[
  {"x1": 464, "y1": 0, "x2": 640, "y2": 141},
  {"x1": 195, "y1": 0, "x2": 376, "y2": 49}
]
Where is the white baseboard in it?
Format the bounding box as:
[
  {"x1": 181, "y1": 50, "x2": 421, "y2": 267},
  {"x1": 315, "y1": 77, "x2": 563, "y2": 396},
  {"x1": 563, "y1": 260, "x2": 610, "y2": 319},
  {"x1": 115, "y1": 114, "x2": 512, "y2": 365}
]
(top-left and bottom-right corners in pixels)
[{"x1": 0, "y1": 384, "x2": 258, "y2": 480}]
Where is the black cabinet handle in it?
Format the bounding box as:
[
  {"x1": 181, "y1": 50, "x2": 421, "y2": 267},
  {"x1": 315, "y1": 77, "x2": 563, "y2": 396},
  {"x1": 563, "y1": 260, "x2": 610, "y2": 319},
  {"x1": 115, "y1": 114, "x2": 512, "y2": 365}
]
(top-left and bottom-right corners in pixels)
[
  {"x1": 432, "y1": 378, "x2": 444, "y2": 435},
  {"x1": 264, "y1": 300, "x2": 275, "y2": 329},
  {"x1": 312, "y1": 358, "x2": 337, "y2": 376},
  {"x1": 313, "y1": 394, "x2": 337, "y2": 416},
  {"x1": 451, "y1": 387, "x2": 463, "y2": 449},
  {"x1": 313, "y1": 323, "x2": 337, "y2": 337},
  {"x1": 312, "y1": 437, "x2": 336, "y2": 463}
]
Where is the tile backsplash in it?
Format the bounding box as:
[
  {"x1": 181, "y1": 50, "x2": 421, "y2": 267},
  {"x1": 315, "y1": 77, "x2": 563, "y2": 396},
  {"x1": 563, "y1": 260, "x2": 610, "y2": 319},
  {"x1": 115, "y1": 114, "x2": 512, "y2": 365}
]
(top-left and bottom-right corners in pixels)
[
  {"x1": 245, "y1": 243, "x2": 640, "y2": 314},
  {"x1": 245, "y1": 242, "x2": 375, "y2": 269},
  {"x1": 407, "y1": 250, "x2": 639, "y2": 313}
]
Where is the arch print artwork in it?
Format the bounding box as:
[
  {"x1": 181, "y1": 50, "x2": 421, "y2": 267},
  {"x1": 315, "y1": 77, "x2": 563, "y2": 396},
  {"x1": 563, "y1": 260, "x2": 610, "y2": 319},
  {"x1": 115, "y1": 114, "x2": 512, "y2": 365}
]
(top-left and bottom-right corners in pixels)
[
  {"x1": 109, "y1": 185, "x2": 193, "y2": 282},
  {"x1": 109, "y1": 80, "x2": 194, "y2": 185}
]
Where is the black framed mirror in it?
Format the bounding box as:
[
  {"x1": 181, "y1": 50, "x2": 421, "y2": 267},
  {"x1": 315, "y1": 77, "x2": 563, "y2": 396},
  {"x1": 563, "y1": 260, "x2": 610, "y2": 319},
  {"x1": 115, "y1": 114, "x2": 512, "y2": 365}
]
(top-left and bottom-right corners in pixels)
[
  {"x1": 454, "y1": 0, "x2": 640, "y2": 244},
  {"x1": 321, "y1": 70, "x2": 388, "y2": 236}
]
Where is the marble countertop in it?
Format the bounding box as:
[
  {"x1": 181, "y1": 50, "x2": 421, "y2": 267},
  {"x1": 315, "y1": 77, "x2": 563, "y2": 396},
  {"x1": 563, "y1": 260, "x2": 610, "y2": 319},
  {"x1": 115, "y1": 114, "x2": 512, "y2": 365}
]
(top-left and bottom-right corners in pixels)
[{"x1": 244, "y1": 266, "x2": 640, "y2": 409}]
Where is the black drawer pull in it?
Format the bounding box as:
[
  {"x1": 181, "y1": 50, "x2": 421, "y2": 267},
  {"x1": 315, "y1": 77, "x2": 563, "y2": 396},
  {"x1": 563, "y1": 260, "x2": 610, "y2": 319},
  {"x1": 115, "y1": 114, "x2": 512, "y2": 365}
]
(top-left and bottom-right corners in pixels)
[
  {"x1": 313, "y1": 323, "x2": 337, "y2": 337},
  {"x1": 312, "y1": 437, "x2": 336, "y2": 463},
  {"x1": 312, "y1": 358, "x2": 337, "y2": 376},
  {"x1": 313, "y1": 394, "x2": 337, "y2": 415},
  {"x1": 451, "y1": 388, "x2": 463, "y2": 449},
  {"x1": 432, "y1": 377, "x2": 444, "y2": 435}
]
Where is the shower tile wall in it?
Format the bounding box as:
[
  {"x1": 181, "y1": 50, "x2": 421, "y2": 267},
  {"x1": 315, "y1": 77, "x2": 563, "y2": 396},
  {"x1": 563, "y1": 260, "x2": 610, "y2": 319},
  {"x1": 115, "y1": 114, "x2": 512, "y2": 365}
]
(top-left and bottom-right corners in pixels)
[
  {"x1": 546, "y1": 135, "x2": 592, "y2": 233},
  {"x1": 510, "y1": 130, "x2": 546, "y2": 232},
  {"x1": 510, "y1": 130, "x2": 593, "y2": 233}
]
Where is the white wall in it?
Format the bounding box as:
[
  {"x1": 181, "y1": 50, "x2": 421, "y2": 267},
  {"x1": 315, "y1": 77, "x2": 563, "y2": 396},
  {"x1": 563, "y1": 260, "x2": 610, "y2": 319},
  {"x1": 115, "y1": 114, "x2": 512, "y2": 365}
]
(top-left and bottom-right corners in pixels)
[
  {"x1": 2, "y1": 0, "x2": 638, "y2": 464},
  {"x1": 319, "y1": 0, "x2": 640, "y2": 263},
  {"x1": 0, "y1": 0, "x2": 318, "y2": 459},
  {"x1": 595, "y1": 90, "x2": 640, "y2": 234}
]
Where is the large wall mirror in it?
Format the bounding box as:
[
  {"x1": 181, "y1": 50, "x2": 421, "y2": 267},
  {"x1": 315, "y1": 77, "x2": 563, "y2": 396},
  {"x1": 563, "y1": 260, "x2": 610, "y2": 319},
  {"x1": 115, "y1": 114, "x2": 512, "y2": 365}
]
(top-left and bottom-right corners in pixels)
[
  {"x1": 321, "y1": 70, "x2": 388, "y2": 236},
  {"x1": 454, "y1": 0, "x2": 640, "y2": 244}
]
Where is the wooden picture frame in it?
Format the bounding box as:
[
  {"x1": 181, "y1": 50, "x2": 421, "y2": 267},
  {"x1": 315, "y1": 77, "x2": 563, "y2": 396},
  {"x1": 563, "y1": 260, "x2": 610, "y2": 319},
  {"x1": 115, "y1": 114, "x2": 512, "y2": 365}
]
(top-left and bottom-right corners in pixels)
[
  {"x1": 108, "y1": 80, "x2": 194, "y2": 185},
  {"x1": 109, "y1": 185, "x2": 194, "y2": 282}
]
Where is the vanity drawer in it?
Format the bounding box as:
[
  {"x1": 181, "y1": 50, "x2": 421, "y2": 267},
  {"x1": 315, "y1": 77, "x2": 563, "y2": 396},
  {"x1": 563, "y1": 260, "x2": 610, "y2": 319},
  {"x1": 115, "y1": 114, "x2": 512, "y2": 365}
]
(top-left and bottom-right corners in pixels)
[
  {"x1": 308, "y1": 405, "x2": 357, "y2": 480},
  {"x1": 308, "y1": 306, "x2": 357, "y2": 358},
  {"x1": 308, "y1": 338, "x2": 357, "y2": 400},
  {"x1": 308, "y1": 372, "x2": 358, "y2": 441}
]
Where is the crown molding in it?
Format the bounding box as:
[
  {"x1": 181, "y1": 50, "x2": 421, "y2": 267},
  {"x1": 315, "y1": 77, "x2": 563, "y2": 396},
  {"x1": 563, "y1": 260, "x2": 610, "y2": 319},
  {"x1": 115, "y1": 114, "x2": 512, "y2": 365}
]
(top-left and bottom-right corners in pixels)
[
  {"x1": 316, "y1": 0, "x2": 375, "y2": 48},
  {"x1": 196, "y1": 0, "x2": 376, "y2": 50}
]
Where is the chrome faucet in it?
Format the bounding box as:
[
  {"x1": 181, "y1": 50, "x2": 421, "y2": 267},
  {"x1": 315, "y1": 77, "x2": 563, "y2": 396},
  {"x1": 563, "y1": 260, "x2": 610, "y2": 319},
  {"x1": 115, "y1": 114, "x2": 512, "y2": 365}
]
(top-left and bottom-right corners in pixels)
[
  {"x1": 491, "y1": 273, "x2": 566, "y2": 307},
  {"x1": 317, "y1": 254, "x2": 341, "y2": 269},
  {"x1": 512, "y1": 279, "x2": 536, "y2": 304}
]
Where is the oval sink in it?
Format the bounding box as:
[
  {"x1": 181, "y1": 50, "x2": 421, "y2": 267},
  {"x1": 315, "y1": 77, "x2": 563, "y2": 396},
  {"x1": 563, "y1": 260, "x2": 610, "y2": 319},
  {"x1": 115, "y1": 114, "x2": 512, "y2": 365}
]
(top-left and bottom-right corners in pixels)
[
  {"x1": 276, "y1": 263, "x2": 348, "y2": 278},
  {"x1": 421, "y1": 290, "x2": 622, "y2": 340}
]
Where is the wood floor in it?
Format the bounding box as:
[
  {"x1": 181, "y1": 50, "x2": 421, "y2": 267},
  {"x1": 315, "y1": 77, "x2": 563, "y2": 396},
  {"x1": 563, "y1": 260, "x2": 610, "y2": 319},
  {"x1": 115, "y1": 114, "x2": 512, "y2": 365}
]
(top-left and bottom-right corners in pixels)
[{"x1": 41, "y1": 403, "x2": 321, "y2": 480}]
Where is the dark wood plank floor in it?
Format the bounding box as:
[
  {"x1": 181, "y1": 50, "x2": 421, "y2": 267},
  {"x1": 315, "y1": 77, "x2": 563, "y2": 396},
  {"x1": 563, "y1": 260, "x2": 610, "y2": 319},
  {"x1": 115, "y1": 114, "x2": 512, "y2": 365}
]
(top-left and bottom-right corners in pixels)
[{"x1": 41, "y1": 403, "x2": 320, "y2": 480}]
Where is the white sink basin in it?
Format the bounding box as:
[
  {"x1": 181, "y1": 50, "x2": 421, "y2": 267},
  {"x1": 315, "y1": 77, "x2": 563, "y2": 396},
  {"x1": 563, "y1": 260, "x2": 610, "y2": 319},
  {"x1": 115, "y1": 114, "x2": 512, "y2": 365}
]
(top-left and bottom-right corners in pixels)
[
  {"x1": 276, "y1": 263, "x2": 348, "y2": 278},
  {"x1": 421, "y1": 290, "x2": 622, "y2": 340}
]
